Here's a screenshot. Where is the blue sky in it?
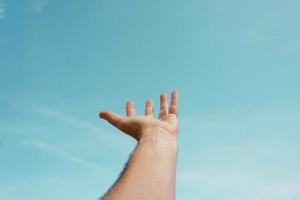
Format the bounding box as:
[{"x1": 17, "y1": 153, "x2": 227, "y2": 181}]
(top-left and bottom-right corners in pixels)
[{"x1": 0, "y1": 0, "x2": 300, "y2": 199}]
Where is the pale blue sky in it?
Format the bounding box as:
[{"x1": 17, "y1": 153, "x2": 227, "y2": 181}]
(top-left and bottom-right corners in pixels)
[{"x1": 0, "y1": 0, "x2": 300, "y2": 199}]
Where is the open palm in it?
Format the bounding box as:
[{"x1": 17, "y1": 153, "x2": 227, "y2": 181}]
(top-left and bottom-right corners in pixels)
[{"x1": 99, "y1": 91, "x2": 179, "y2": 140}]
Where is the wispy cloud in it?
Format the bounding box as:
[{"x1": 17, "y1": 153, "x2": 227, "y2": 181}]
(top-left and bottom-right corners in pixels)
[
  {"x1": 177, "y1": 167, "x2": 300, "y2": 200},
  {"x1": 36, "y1": 106, "x2": 124, "y2": 142},
  {"x1": 248, "y1": 13, "x2": 280, "y2": 44},
  {"x1": 32, "y1": 0, "x2": 47, "y2": 13},
  {"x1": 251, "y1": 179, "x2": 300, "y2": 200},
  {"x1": 22, "y1": 140, "x2": 103, "y2": 170},
  {"x1": 177, "y1": 98, "x2": 300, "y2": 200},
  {"x1": 0, "y1": 0, "x2": 5, "y2": 19},
  {"x1": 38, "y1": 107, "x2": 102, "y2": 132},
  {"x1": 34, "y1": 105, "x2": 134, "y2": 155},
  {"x1": 177, "y1": 168, "x2": 268, "y2": 199},
  {"x1": 1, "y1": 94, "x2": 114, "y2": 140}
]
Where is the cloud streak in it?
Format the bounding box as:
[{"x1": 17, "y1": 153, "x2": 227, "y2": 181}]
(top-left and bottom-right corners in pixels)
[
  {"x1": 37, "y1": 106, "x2": 102, "y2": 132},
  {"x1": 0, "y1": 0, "x2": 5, "y2": 19},
  {"x1": 251, "y1": 179, "x2": 300, "y2": 200},
  {"x1": 177, "y1": 167, "x2": 300, "y2": 200},
  {"x1": 32, "y1": 0, "x2": 47, "y2": 13},
  {"x1": 37, "y1": 107, "x2": 116, "y2": 138},
  {"x1": 33, "y1": 105, "x2": 133, "y2": 160},
  {"x1": 22, "y1": 140, "x2": 103, "y2": 170},
  {"x1": 36, "y1": 106, "x2": 124, "y2": 142}
]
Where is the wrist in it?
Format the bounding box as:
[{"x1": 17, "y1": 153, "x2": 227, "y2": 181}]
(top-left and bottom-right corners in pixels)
[{"x1": 139, "y1": 127, "x2": 178, "y2": 151}]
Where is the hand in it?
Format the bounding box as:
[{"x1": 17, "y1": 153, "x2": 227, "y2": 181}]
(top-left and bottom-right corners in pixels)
[{"x1": 99, "y1": 90, "x2": 179, "y2": 141}]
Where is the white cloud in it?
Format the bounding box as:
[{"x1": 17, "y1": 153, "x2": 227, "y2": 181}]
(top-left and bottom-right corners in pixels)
[
  {"x1": 32, "y1": 0, "x2": 47, "y2": 13},
  {"x1": 248, "y1": 13, "x2": 280, "y2": 44},
  {"x1": 251, "y1": 179, "x2": 300, "y2": 200},
  {"x1": 22, "y1": 140, "x2": 104, "y2": 170},
  {"x1": 0, "y1": 167, "x2": 112, "y2": 200},
  {"x1": 36, "y1": 106, "x2": 125, "y2": 143},
  {"x1": 38, "y1": 106, "x2": 102, "y2": 132},
  {"x1": 177, "y1": 168, "x2": 269, "y2": 199},
  {"x1": 33, "y1": 105, "x2": 135, "y2": 157},
  {"x1": 1, "y1": 94, "x2": 125, "y2": 144},
  {"x1": 176, "y1": 98, "x2": 300, "y2": 200},
  {"x1": 177, "y1": 167, "x2": 300, "y2": 200},
  {"x1": 0, "y1": 0, "x2": 5, "y2": 19}
]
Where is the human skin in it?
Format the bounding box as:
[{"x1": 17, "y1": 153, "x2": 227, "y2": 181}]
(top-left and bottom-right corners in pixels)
[{"x1": 99, "y1": 90, "x2": 179, "y2": 200}]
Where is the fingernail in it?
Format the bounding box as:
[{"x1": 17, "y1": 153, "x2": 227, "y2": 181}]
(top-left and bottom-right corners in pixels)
[{"x1": 99, "y1": 112, "x2": 104, "y2": 118}]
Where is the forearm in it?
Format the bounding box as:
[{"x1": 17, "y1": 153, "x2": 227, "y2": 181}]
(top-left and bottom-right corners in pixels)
[{"x1": 102, "y1": 129, "x2": 178, "y2": 200}]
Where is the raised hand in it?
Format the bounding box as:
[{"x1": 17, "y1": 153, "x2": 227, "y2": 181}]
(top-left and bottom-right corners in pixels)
[{"x1": 99, "y1": 90, "x2": 179, "y2": 141}]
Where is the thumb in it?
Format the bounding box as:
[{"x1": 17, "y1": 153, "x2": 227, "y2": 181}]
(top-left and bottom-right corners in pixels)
[{"x1": 99, "y1": 111, "x2": 123, "y2": 128}]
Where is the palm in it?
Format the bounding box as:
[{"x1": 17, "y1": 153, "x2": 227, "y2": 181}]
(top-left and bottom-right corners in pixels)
[{"x1": 99, "y1": 91, "x2": 179, "y2": 140}]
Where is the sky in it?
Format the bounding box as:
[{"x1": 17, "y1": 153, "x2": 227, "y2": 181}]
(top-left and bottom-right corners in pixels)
[{"x1": 0, "y1": 0, "x2": 300, "y2": 199}]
